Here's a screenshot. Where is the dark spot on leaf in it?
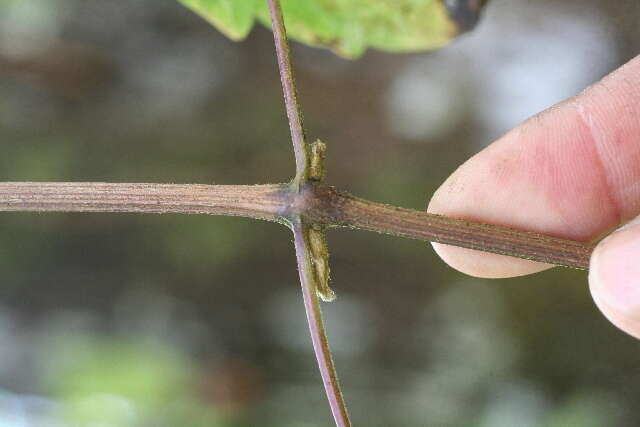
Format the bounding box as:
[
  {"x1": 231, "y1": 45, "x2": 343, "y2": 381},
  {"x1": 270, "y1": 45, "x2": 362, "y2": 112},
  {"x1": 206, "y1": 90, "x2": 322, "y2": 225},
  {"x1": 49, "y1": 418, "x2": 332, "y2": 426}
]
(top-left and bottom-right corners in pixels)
[{"x1": 443, "y1": 0, "x2": 488, "y2": 33}]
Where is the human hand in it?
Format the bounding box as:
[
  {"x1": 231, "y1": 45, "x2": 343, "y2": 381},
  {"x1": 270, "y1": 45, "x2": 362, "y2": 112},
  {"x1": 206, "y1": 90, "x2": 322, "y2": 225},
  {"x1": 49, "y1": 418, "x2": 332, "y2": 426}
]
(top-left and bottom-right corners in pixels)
[{"x1": 428, "y1": 55, "x2": 640, "y2": 338}]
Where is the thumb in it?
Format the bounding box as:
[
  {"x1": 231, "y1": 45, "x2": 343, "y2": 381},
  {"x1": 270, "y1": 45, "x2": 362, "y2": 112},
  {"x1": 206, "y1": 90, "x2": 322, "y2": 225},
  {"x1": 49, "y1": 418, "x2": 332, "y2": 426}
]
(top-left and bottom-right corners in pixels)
[{"x1": 589, "y1": 215, "x2": 640, "y2": 339}]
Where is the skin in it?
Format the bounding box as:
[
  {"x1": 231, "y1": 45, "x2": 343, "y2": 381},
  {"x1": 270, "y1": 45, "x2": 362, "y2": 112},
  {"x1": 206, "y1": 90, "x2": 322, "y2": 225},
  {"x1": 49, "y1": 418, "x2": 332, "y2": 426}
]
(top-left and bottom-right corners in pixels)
[{"x1": 428, "y1": 55, "x2": 640, "y2": 338}]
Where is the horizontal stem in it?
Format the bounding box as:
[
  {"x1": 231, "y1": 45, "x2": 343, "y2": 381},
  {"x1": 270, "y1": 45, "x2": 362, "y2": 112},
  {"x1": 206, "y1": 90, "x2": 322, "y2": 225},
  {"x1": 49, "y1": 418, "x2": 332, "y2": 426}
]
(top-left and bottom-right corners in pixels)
[
  {"x1": 0, "y1": 182, "x2": 287, "y2": 222},
  {"x1": 307, "y1": 186, "x2": 594, "y2": 269},
  {"x1": 0, "y1": 182, "x2": 595, "y2": 269}
]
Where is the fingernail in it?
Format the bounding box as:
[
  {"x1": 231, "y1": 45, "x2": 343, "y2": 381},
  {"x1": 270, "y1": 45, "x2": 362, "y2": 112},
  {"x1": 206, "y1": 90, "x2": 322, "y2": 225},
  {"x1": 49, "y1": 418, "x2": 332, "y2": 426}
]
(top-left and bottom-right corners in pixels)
[{"x1": 589, "y1": 219, "x2": 640, "y2": 320}]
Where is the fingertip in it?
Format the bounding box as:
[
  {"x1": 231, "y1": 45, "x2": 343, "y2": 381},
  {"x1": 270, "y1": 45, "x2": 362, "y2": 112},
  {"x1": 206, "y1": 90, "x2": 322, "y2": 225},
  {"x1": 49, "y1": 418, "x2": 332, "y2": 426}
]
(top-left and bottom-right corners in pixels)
[
  {"x1": 426, "y1": 56, "x2": 640, "y2": 279},
  {"x1": 589, "y1": 218, "x2": 640, "y2": 339},
  {"x1": 427, "y1": 156, "x2": 555, "y2": 278},
  {"x1": 430, "y1": 241, "x2": 552, "y2": 278}
]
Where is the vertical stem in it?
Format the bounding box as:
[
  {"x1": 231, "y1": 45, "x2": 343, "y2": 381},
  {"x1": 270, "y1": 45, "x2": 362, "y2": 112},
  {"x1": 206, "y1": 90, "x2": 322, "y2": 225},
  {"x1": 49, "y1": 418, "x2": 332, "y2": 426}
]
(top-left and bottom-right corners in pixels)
[
  {"x1": 266, "y1": 0, "x2": 309, "y2": 185},
  {"x1": 292, "y1": 221, "x2": 352, "y2": 427},
  {"x1": 266, "y1": 2, "x2": 350, "y2": 424}
]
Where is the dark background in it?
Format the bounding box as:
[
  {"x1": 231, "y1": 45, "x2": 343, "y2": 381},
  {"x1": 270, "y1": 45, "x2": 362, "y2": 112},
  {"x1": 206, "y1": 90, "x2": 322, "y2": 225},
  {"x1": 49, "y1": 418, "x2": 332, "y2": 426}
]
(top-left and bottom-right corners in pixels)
[{"x1": 0, "y1": 0, "x2": 639, "y2": 425}]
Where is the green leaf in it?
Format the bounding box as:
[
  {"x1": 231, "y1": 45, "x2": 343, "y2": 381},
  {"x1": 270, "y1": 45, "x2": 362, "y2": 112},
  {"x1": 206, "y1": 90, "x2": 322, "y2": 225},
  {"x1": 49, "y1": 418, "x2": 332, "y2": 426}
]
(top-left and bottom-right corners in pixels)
[
  {"x1": 180, "y1": 0, "x2": 262, "y2": 40},
  {"x1": 179, "y1": 0, "x2": 487, "y2": 58}
]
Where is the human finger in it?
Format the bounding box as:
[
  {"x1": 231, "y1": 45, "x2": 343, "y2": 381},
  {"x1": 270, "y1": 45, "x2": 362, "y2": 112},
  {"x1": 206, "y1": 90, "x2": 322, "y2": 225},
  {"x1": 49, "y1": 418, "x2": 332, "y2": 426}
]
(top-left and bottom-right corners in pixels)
[
  {"x1": 589, "y1": 215, "x2": 640, "y2": 339},
  {"x1": 428, "y1": 55, "x2": 640, "y2": 278}
]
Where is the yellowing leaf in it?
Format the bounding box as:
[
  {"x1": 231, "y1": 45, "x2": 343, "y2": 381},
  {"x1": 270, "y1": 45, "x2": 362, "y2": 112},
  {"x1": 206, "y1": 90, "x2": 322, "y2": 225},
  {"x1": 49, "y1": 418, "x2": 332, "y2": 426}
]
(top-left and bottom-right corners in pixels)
[{"x1": 179, "y1": 0, "x2": 487, "y2": 58}]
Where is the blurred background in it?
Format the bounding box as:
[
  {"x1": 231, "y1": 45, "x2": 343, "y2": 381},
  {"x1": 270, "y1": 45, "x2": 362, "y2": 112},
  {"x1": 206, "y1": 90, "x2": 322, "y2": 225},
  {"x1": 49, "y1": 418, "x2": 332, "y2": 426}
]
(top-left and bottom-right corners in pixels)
[{"x1": 0, "y1": 0, "x2": 639, "y2": 425}]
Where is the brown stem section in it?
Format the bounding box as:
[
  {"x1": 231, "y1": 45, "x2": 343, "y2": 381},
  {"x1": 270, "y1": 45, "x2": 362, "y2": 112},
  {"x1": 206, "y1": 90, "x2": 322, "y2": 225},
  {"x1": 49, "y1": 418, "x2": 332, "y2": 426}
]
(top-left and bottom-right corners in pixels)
[
  {"x1": 0, "y1": 182, "x2": 594, "y2": 269},
  {"x1": 0, "y1": 182, "x2": 287, "y2": 222},
  {"x1": 304, "y1": 186, "x2": 594, "y2": 269}
]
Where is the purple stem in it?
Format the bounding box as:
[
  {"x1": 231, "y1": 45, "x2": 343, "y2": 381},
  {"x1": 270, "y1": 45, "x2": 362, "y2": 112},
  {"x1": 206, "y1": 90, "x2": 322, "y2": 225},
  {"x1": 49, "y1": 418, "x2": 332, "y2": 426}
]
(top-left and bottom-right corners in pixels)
[
  {"x1": 292, "y1": 221, "x2": 352, "y2": 427},
  {"x1": 266, "y1": 0, "x2": 308, "y2": 184}
]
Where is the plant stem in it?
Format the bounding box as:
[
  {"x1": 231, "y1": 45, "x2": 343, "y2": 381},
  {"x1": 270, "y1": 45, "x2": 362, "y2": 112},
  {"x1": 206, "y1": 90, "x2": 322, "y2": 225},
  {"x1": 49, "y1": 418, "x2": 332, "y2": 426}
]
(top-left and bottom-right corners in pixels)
[
  {"x1": 0, "y1": 182, "x2": 287, "y2": 222},
  {"x1": 0, "y1": 181, "x2": 594, "y2": 269},
  {"x1": 308, "y1": 186, "x2": 594, "y2": 269},
  {"x1": 266, "y1": 2, "x2": 352, "y2": 424},
  {"x1": 292, "y1": 220, "x2": 351, "y2": 427},
  {"x1": 267, "y1": 0, "x2": 308, "y2": 186}
]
